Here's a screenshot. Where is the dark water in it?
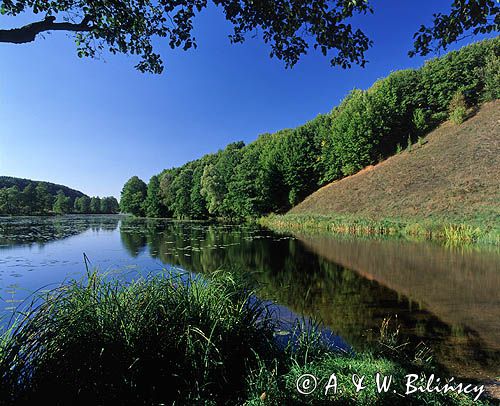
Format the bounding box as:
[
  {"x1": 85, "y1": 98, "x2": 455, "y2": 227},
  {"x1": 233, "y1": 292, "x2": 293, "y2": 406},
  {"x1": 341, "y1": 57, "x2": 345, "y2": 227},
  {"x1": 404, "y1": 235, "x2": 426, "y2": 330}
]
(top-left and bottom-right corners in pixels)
[{"x1": 0, "y1": 215, "x2": 499, "y2": 382}]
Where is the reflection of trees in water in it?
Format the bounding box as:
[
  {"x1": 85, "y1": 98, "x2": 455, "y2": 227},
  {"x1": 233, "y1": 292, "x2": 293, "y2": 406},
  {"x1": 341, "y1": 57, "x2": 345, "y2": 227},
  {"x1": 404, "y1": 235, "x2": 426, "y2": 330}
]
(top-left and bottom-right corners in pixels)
[
  {"x1": 256, "y1": 255, "x2": 500, "y2": 379},
  {"x1": 0, "y1": 215, "x2": 120, "y2": 248},
  {"x1": 118, "y1": 219, "x2": 500, "y2": 379},
  {"x1": 120, "y1": 219, "x2": 149, "y2": 257}
]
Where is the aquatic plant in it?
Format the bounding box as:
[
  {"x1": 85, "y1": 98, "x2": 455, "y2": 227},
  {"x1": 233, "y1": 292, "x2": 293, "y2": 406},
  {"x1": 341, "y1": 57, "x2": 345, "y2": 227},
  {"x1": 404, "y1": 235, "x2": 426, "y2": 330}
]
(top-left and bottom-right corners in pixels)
[{"x1": 260, "y1": 213, "x2": 499, "y2": 247}]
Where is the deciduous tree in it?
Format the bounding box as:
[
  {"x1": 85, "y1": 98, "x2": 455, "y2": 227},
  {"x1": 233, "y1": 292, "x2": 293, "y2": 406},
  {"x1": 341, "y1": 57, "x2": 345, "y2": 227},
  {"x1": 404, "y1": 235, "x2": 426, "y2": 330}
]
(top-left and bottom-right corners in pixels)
[
  {"x1": 90, "y1": 196, "x2": 102, "y2": 214},
  {"x1": 100, "y1": 196, "x2": 119, "y2": 214},
  {"x1": 52, "y1": 190, "x2": 71, "y2": 214},
  {"x1": 143, "y1": 176, "x2": 163, "y2": 218},
  {"x1": 35, "y1": 182, "x2": 53, "y2": 214},
  {"x1": 120, "y1": 176, "x2": 147, "y2": 216}
]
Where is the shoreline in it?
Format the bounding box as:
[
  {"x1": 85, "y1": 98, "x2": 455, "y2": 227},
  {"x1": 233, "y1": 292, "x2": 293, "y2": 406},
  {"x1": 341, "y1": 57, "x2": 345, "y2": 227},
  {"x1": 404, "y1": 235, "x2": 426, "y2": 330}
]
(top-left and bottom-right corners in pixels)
[
  {"x1": 259, "y1": 213, "x2": 500, "y2": 247},
  {"x1": 0, "y1": 271, "x2": 495, "y2": 404}
]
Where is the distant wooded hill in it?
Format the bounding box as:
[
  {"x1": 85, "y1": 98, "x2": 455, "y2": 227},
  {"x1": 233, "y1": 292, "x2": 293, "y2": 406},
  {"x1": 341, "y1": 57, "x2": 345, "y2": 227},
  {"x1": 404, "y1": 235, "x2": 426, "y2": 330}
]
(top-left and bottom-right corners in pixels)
[
  {"x1": 0, "y1": 176, "x2": 87, "y2": 203},
  {"x1": 0, "y1": 176, "x2": 119, "y2": 216}
]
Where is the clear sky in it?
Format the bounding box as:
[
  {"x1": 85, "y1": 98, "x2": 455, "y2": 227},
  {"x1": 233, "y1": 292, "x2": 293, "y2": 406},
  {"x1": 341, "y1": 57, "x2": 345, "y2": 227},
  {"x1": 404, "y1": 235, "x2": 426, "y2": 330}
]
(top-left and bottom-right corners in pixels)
[{"x1": 0, "y1": 1, "x2": 496, "y2": 199}]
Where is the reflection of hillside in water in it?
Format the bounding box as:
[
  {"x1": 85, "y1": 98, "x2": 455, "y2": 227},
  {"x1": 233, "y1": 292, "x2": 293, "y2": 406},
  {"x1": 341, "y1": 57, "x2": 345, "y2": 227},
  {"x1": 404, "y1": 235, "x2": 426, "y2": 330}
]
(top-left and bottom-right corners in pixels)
[
  {"x1": 293, "y1": 235, "x2": 500, "y2": 378},
  {"x1": 118, "y1": 219, "x2": 500, "y2": 380},
  {"x1": 0, "y1": 216, "x2": 120, "y2": 248}
]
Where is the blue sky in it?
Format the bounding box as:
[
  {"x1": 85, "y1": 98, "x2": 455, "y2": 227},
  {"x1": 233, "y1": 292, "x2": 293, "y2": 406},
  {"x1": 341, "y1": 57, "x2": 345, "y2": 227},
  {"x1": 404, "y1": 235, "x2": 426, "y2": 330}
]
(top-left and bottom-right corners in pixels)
[{"x1": 0, "y1": 1, "x2": 496, "y2": 198}]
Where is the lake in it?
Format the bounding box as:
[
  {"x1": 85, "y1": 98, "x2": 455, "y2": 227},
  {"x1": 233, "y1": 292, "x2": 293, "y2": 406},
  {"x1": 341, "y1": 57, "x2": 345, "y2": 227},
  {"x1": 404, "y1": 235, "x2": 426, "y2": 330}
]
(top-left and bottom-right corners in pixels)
[{"x1": 0, "y1": 215, "x2": 499, "y2": 383}]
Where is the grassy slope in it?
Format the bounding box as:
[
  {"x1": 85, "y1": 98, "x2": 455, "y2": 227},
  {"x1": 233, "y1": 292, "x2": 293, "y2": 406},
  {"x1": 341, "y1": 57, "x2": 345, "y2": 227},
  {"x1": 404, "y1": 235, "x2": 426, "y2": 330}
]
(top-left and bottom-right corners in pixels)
[{"x1": 290, "y1": 101, "x2": 499, "y2": 226}]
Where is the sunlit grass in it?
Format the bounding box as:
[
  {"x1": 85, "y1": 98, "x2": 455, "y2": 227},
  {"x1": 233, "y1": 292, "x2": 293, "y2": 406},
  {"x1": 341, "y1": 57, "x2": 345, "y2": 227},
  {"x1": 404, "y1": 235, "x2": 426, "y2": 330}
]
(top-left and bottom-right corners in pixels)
[
  {"x1": 259, "y1": 213, "x2": 500, "y2": 246},
  {"x1": 0, "y1": 270, "x2": 277, "y2": 404}
]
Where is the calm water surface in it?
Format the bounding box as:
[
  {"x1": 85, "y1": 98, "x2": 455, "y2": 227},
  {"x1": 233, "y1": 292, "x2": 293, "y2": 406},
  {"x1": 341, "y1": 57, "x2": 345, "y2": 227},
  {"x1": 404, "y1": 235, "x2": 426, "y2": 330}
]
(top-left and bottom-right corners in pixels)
[{"x1": 0, "y1": 215, "x2": 499, "y2": 382}]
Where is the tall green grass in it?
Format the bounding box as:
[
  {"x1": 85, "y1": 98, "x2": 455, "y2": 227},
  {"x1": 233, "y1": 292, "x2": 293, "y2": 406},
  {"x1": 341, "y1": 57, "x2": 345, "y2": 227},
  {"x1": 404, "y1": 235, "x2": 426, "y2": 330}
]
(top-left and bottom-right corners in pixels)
[
  {"x1": 0, "y1": 271, "x2": 492, "y2": 405},
  {"x1": 259, "y1": 213, "x2": 500, "y2": 246},
  {"x1": 0, "y1": 271, "x2": 277, "y2": 405}
]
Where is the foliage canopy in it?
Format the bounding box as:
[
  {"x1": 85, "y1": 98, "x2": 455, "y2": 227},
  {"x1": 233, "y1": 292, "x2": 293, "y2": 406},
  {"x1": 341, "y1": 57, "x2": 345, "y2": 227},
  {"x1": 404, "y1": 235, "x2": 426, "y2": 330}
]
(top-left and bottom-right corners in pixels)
[
  {"x1": 120, "y1": 176, "x2": 147, "y2": 216},
  {"x1": 0, "y1": 0, "x2": 497, "y2": 73},
  {"x1": 0, "y1": 177, "x2": 118, "y2": 216}
]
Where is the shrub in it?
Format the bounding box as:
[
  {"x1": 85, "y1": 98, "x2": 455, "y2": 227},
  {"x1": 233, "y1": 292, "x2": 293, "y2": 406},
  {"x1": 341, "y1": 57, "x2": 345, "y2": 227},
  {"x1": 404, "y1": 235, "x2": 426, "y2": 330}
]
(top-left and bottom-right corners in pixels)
[
  {"x1": 412, "y1": 108, "x2": 430, "y2": 134},
  {"x1": 448, "y1": 90, "x2": 468, "y2": 112},
  {"x1": 448, "y1": 91, "x2": 468, "y2": 125},
  {"x1": 481, "y1": 51, "x2": 500, "y2": 101},
  {"x1": 449, "y1": 106, "x2": 467, "y2": 125}
]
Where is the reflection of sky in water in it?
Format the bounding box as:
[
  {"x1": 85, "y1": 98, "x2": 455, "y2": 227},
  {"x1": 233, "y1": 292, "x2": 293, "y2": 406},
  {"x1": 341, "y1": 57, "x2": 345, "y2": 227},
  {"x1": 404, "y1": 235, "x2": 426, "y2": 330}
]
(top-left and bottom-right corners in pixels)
[
  {"x1": 0, "y1": 227, "x2": 173, "y2": 316},
  {"x1": 0, "y1": 218, "x2": 350, "y2": 352}
]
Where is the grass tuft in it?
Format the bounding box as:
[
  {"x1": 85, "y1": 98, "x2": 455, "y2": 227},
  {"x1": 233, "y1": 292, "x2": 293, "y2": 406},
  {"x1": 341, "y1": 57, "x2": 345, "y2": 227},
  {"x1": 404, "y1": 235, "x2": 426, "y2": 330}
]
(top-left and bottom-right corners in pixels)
[
  {"x1": 0, "y1": 270, "x2": 276, "y2": 405},
  {"x1": 0, "y1": 271, "x2": 492, "y2": 405}
]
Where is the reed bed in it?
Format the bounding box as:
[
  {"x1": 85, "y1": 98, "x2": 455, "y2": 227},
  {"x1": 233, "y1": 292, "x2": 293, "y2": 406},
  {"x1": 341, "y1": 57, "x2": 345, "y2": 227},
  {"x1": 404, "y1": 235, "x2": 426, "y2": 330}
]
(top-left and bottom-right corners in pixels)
[{"x1": 260, "y1": 213, "x2": 499, "y2": 246}]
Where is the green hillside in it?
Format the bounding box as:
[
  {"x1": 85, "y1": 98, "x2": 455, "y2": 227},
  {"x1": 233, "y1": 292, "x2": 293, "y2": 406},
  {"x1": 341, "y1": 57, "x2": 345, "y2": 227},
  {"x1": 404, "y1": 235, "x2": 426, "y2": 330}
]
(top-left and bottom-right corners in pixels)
[
  {"x1": 0, "y1": 176, "x2": 87, "y2": 203},
  {"x1": 119, "y1": 37, "x2": 500, "y2": 224},
  {"x1": 262, "y1": 101, "x2": 500, "y2": 245},
  {"x1": 289, "y1": 101, "x2": 500, "y2": 224}
]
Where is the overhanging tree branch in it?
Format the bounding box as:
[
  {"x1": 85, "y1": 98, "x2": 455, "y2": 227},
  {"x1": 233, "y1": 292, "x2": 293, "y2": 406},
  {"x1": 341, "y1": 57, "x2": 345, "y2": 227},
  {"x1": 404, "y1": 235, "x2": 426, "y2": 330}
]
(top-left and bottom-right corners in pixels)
[
  {"x1": 0, "y1": 15, "x2": 92, "y2": 44},
  {"x1": 0, "y1": 1, "x2": 495, "y2": 73}
]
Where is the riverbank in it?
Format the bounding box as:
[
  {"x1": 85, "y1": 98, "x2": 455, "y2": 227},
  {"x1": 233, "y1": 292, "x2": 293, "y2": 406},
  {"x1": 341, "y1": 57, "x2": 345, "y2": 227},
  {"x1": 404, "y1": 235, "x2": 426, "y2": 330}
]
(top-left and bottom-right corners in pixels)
[
  {"x1": 0, "y1": 271, "x2": 490, "y2": 405},
  {"x1": 271, "y1": 100, "x2": 499, "y2": 247},
  {"x1": 259, "y1": 213, "x2": 500, "y2": 246}
]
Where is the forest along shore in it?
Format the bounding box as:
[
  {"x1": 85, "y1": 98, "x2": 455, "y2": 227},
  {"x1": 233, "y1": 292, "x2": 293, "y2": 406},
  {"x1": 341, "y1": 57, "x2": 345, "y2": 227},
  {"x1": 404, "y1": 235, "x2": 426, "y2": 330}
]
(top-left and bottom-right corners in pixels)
[
  {"x1": 117, "y1": 39, "x2": 499, "y2": 241},
  {"x1": 260, "y1": 101, "x2": 500, "y2": 246}
]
